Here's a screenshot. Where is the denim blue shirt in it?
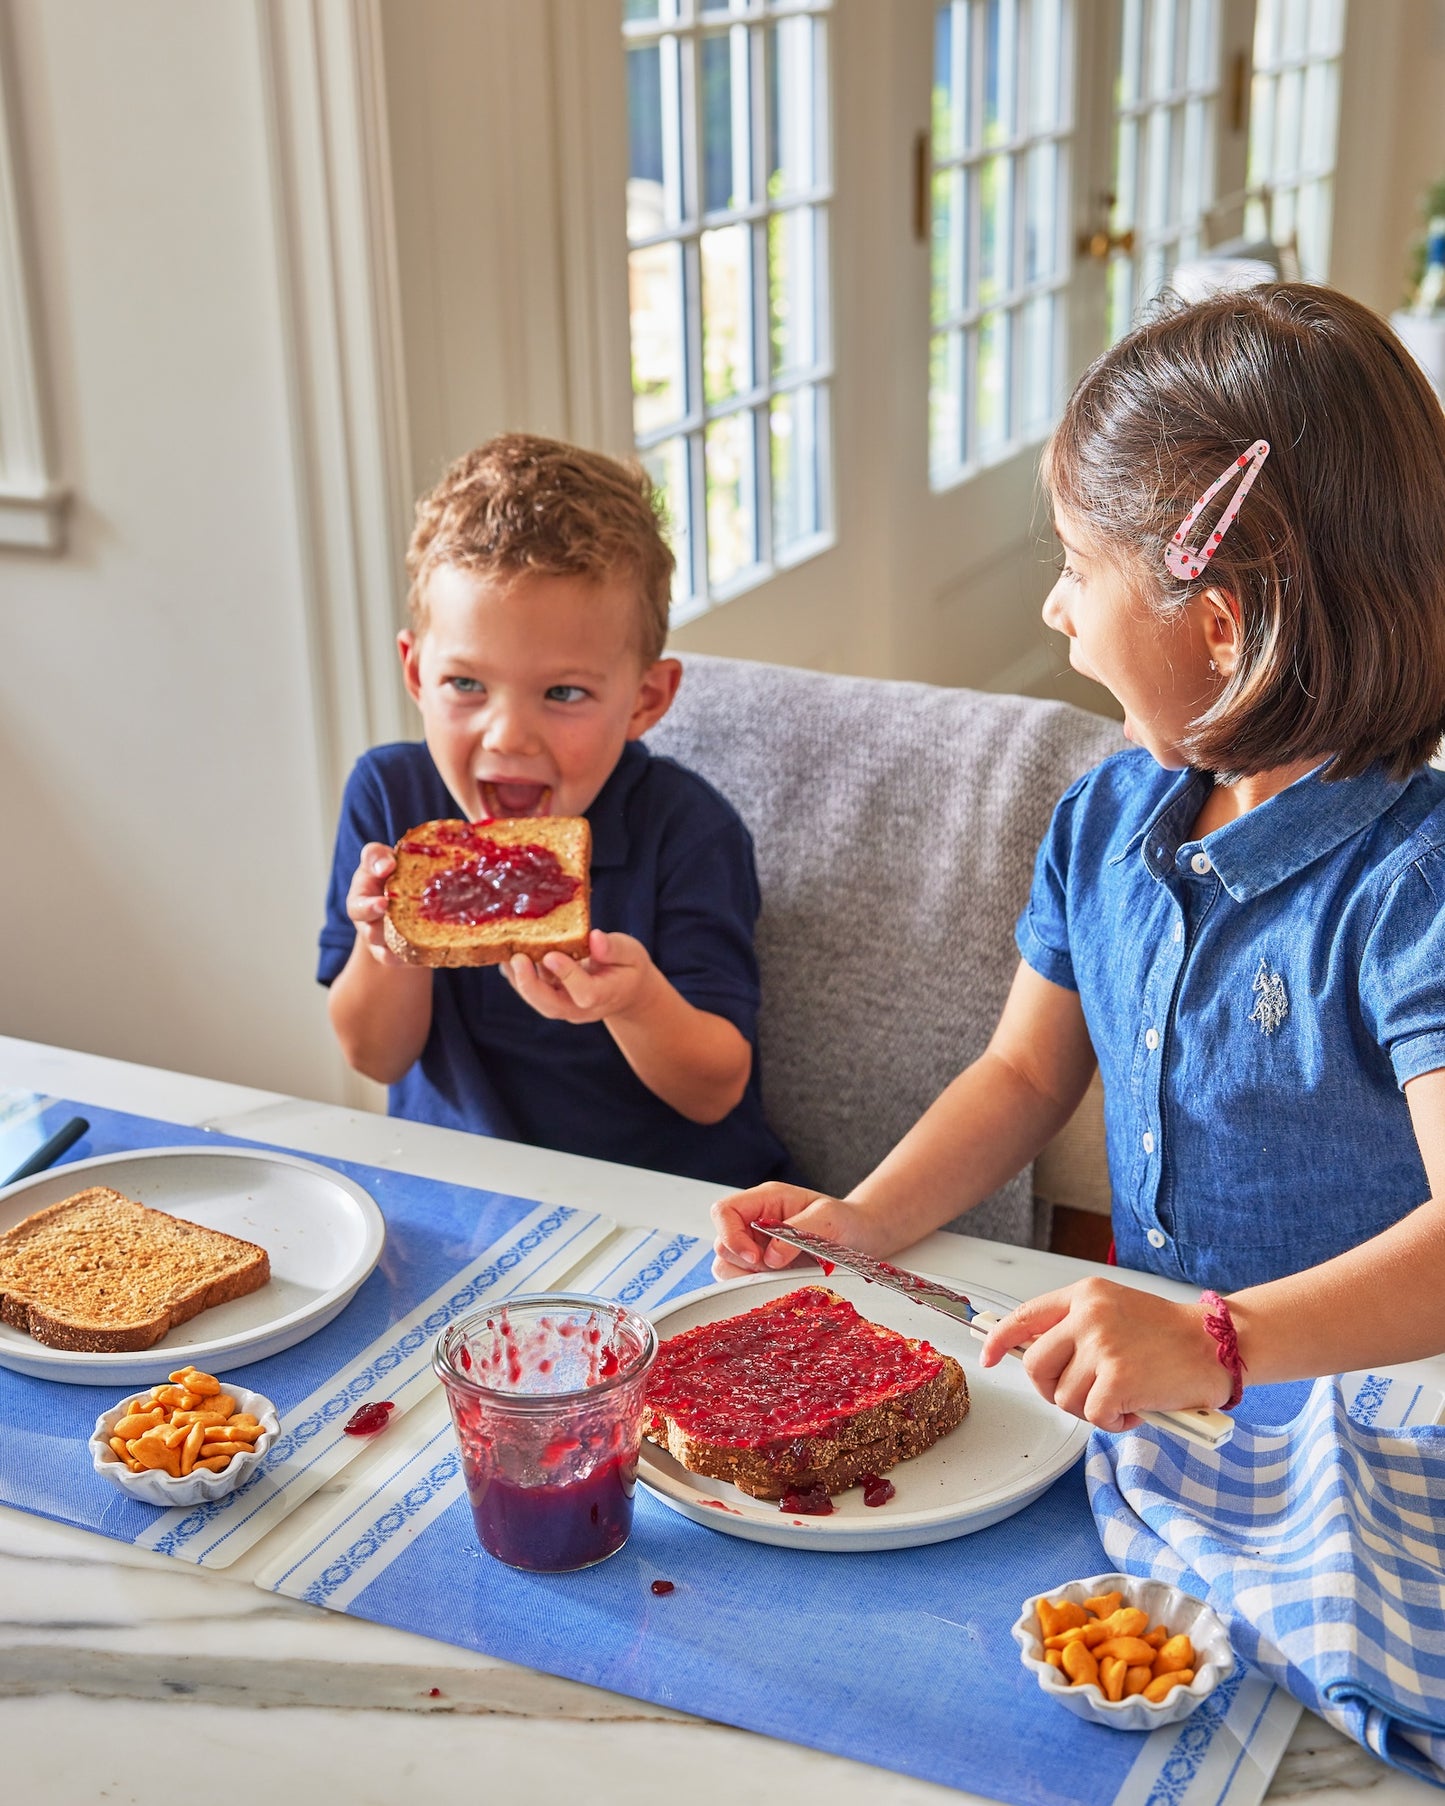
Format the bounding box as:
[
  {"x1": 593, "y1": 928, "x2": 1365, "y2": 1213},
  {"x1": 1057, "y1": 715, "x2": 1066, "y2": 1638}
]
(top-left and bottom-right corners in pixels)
[
  {"x1": 1017, "y1": 751, "x2": 1445, "y2": 1292},
  {"x1": 319, "y1": 739, "x2": 796, "y2": 1189}
]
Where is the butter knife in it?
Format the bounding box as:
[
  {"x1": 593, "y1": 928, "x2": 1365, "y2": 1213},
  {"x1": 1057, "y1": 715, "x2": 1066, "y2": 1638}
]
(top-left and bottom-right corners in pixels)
[{"x1": 751, "y1": 1220, "x2": 1233, "y2": 1451}]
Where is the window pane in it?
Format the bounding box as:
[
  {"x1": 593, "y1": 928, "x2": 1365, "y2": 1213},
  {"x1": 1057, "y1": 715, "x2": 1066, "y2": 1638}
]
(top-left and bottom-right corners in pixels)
[
  {"x1": 770, "y1": 15, "x2": 819, "y2": 198},
  {"x1": 1120, "y1": 0, "x2": 1145, "y2": 105},
  {"x1": 930, "y1": 329, "x2": 966, "y2": 479},
  {"x1": 983, "y1": 0, "x2": 1018, "y2": 145},
  {"x1": 628, "y1": 41, "x2": 685, "y2": 234},
  {"x1": 1029, "y1": 0, "x2": 1065, "y2": 131},
  {"x1": 771, "y1": 384, "x2": 822, "y2": 555},
  {"x1": 701, "y1": 223, "x2": 752, "y2": 403},
  {"x1": 769, "y1": 205, "x2": 819, "y2": 377},
  {"x1": 630, "y1": 241, "x2": 688, "y2": 436},
  {"x1": 1024, "y1": 140, "x2": 1058, "y2": 282},
  {"x1": 701, "y1": 30, "x2": 750, "y2": 213},
  {"x1": 976, "y1": 311, "x2": 1009, "y2": 458},
  {"x1": 933, "y1": 2, "x2": 961, "y2": 162},
  {"x1": 1302, "y1": 57, "x2": 1338, "y2": 172},
  {"x1": 1308, "y1": 0, "x2": 1345, "y2": 56},
  {"x1": 1186, "y1": 0, "x2": 1215, "y2": 85},
  {"x1": 1107, "y1": 252, "x2": 1134, "y2": 342},
  {"x1": 932, "y1": 165, "x2": 967, "y2": 322},
  {"x1": 643, "y1": 436, "x2": 693, "y2": 603},
  {"x1": 1147, "y1": 0, "x2": 1177, "y2": 99},
  {"x1": 1280, "y1": 0, "x2": 1309, "y2": 58},
  {"x1": 1276, "y1": 66, "x2": 1303, "y2": 178},
  {"x1": 978, "y1": 154, "x2": 1012, "y2": 304},
  {"x1": 1019, "y1": 294, "x2": 1056, "y2": 435},
  {"x1": 705, "y1": 410, "x2": 757, "y2": 587}
]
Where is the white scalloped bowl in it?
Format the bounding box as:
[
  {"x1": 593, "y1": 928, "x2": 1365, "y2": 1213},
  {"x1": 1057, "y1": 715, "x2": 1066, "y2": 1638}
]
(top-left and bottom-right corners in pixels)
[
  {"x1": 1012, "y1": 1572, "x2": 1235, "y2": 1730},
  {"x1": 90, "y1": 1382, "x2": 279, "y2": 1507}
]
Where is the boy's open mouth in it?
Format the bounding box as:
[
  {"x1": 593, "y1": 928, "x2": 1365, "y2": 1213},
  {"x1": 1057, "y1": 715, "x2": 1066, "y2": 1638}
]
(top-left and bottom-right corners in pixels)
[{"x1": 479, "y1": 780, "x2": 552, "y2": 819}]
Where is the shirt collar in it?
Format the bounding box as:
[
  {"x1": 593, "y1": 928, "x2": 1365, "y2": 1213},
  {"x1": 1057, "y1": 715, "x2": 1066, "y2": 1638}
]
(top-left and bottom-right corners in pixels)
[
  {"x1": 586, "y1": 739, "x2": 649, "y2": 869},
  {"x1": 1138, "y1": 761, "x2": 1411, "y2": 902}
]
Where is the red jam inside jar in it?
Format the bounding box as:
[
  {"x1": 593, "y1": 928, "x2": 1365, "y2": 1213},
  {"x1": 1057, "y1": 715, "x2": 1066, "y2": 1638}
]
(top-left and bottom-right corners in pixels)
[
  {"x1": 467, "y1": 1455, "x2": 636, "y2": 1571},
  {"x1": 410, "y1": 836, "x2": 581, "y2": 926}
]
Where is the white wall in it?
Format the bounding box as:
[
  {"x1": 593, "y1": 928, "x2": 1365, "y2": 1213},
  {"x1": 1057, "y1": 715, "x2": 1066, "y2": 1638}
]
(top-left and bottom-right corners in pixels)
[{"x1": 0, "y1": 0, "x2": 347, "y2": 1103}]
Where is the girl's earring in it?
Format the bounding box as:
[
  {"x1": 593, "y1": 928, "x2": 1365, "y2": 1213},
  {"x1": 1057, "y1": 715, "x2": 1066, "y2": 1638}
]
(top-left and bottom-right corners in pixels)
[{"x1": 1208, "y1": 658, "x2": 1219, "y2": 674}]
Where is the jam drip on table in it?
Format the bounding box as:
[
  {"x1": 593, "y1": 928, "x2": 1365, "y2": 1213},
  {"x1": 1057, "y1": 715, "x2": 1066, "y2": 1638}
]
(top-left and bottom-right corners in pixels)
[
  {"x1": 401, "y1": 827, "x2": 580, "y2": 925},
  {"x1": 343, "y1": 1400, "x2": 395, "y2": 1437},
  {"x1": 650, "y1": 1578, "x2": 676, "y2": 1595},
  {"x1": 646, "y1": 1286, "x2": 945, "y2": 1449}
]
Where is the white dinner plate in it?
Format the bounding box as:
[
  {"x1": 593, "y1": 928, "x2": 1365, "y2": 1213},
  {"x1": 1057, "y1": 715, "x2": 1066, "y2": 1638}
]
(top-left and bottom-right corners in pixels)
[
  {"x1": 0, "y1": 1147, "x2": 386, "y2": 1384},
  {"x1": 637, "y1": 1270, "x2": 1089, "y2": 1552}
]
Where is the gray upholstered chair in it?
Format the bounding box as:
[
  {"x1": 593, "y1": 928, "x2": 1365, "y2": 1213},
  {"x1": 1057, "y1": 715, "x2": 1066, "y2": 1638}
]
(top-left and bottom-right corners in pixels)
[{"x1": 647, "y1": 653, "x2": 1124, "y2": 1247}]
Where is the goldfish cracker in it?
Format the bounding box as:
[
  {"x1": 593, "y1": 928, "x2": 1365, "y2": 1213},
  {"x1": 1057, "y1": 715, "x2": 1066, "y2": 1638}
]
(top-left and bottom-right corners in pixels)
[
  {"x1": 1083, "y1": 1592, "x2": 1123, "y2": 1619},
  {"x1": 1037, "y1": 1599, "x2": 1090, "y2": 1639},
  {"x1": 1044, "y1": 1649, "x2": 1065, "y2": 1671},
  {"x1": 1143, "y1": 1625, "x2": 1168, "y2": 1649},
  {"x1": 1092, "y1": 1607, "x2": 1149, "y2": 1641},
  {"x1": 1123, "y1": 1664, "x2": 1153, "y2": 1697},
  {"x1": 1143, "y1": 1669, "x2": 1194, "y2": 1703},
  {"x1": 1062, "y1": 1641, "x2": 1100, "y2": 1688},
  {"x1": 1099, "y1": 1655, "x2": 1127, "y2": 1702},
  {"x1": 1154, "y1": 1634, "x2": 1195, "y2": 1675},
  {"x1": 1093, "y1": 1636, "x2": 1158, "y2": 1667}
]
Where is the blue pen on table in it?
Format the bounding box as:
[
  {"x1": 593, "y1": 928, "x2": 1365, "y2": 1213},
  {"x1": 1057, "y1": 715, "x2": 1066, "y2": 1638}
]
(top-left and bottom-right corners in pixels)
[{"x1": 2, "y1": 1115, "x2": 90, "y2": 1188}]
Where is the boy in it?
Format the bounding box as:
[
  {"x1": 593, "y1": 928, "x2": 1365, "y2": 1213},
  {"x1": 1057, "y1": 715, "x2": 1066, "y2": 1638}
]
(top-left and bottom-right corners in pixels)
[{"x1": 319, "y1": 434, "x2": 794, "y2": 1187}]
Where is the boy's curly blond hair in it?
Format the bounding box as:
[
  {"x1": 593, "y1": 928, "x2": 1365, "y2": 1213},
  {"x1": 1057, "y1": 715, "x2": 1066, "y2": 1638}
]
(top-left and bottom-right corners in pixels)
[{"x1": 405, "y1": 434, "x2": 675, "y2": 662}]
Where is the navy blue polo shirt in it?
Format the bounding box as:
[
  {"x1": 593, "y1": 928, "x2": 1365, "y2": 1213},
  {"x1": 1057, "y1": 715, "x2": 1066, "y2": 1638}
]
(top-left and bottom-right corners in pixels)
[
  {"x1": 1017, "y1": 750, "x2": 1445, "y2": 1293},
  {"x1": 319, "y1": 739, "x2": 794, "y2": 1187}
]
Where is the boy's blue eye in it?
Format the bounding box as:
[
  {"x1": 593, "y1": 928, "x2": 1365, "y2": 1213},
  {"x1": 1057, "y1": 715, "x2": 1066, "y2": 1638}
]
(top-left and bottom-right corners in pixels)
[
  {"x1": 446, "y1": 676, "x2": 483, "y2": 694},
  {"x1": 546, "y1": 685, "x2": 589, "y2": 703}
]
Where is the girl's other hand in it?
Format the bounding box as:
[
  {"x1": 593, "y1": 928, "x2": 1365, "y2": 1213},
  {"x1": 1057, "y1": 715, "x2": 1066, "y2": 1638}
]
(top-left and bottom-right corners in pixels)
[
  {"x1": 978, "y1": 1276, "x2": 1230, "y2": 1429},
  {"x1": 710, "y1": 1185, "x2": 886, "y2": 1280}
]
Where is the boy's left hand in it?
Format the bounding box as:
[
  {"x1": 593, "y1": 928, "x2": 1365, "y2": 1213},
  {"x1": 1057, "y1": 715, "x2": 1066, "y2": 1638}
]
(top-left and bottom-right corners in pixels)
[
  {"x1": 978, "y1": 1276, "x2": 1231, "y2": 1430},
  {"x1": 501, "y1": 929, "x2": 658, "y2": 1025}
]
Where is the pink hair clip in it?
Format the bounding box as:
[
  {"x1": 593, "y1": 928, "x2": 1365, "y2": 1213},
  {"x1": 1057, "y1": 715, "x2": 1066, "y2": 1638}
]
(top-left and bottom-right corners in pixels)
[{"x1": 1165, "y1": 439, "x2": 1271, "y2": 582}]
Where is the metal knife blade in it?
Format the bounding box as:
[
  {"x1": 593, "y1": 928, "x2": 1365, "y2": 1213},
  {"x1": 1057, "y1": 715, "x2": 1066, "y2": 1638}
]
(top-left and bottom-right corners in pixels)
[{"x1": 752, "y1": 1220, "x2": 1233, "y2": 1452}]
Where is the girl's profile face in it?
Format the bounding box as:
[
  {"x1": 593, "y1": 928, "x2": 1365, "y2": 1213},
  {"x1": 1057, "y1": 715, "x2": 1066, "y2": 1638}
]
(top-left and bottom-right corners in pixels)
[{"x1": 1043, "y1": 509, "x2": 1219, "y2": 769}]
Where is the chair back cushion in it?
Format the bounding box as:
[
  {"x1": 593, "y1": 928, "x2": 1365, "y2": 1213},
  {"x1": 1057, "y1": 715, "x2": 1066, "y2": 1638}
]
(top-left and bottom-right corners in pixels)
[{"x1": 647, "y1": 654, "x2": 1124, "y2": 1244}]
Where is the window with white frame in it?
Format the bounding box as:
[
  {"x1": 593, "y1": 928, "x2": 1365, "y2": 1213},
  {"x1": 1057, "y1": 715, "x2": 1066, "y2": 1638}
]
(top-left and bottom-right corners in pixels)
[
  {"x1": 623, "y1": 0, "x2": 833, "y2": 624},
  {"x1": 1244, "y1": 0, "x2": 1345, "y2": 280},
  {"x1": 928, "y1": 0, "x2": 1073, "y2": 490},
  {"x1": 1106, "y1": 0, "x2": 1222, "y2": 343}
]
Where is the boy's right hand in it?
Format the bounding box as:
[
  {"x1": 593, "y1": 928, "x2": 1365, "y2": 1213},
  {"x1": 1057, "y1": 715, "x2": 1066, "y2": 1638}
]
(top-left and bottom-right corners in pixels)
[
  {"x1": 711, "y1": 1184, "x2": 887, "y2": 1280},
  {"x1": 346, "y1": 842, "x2": 409, "y2": 967}
]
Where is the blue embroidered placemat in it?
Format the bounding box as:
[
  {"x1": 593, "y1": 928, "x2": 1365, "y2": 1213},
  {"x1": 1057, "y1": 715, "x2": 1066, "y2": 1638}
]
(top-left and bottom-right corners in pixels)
[
  {"x1": 0, "y1": 1093, "x2": 611, "y2": 1564},
  {"x1": 256, "y1": 1226, "x2": 1303, "y2": 1806}
]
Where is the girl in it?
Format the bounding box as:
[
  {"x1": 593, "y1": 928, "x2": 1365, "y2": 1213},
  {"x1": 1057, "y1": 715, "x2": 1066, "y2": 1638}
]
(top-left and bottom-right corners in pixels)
[{"x1": 713, "y1": 285, "x2": 1445, "y2": 1430}]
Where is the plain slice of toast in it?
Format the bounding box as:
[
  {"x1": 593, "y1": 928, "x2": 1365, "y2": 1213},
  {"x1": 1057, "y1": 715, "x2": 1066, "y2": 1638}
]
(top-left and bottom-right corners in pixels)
[
  {"x1": 0, "y1": 1187, "x2": 272, "y2": 1353},
  {"x1": 382, "y1": 816, "x2": 591, "y2": 968},
  {"x1": 643, "y1": 1286, "x2": 969, "y2": 1499}
]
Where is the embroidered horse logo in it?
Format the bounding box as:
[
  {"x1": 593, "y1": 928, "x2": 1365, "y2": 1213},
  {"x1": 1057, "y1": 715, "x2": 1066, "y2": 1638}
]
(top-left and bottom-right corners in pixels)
[{"x1": 1248, "y1": 957, "x2": 1288, "y2": 1035}]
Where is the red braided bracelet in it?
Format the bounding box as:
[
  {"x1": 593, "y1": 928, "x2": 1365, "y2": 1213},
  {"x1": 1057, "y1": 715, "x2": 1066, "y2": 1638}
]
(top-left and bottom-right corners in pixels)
[{"x1": 1200, "y1": 1290, "x2": 1246, "y2": 1409}]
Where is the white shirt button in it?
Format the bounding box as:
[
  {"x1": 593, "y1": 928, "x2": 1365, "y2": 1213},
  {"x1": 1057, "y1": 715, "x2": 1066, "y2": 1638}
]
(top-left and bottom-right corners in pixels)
[
  {"x1": 1191, "y1": 851, "x2": 1212, "y2": 875},
  {"x1": 1141, "y1": 1130, "x2": 1155, "y2": 1154},
  {"x1": 1145, "y1": 1028, "x2": 1160, "y2": 1051},
  {"x1": 1147, "y1": 1228, "x2": 1167, "y2": 1248}
]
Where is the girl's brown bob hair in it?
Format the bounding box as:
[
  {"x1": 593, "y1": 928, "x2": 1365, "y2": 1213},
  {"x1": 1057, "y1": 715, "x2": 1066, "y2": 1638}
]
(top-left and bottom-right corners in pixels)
[{"x1": 1044, "y1": 284, "x2": 1445, "y2": 780}]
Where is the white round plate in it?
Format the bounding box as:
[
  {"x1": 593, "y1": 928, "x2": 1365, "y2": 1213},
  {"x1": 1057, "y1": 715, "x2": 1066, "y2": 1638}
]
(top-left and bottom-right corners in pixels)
[
  {"x1": 637, "y1": 1270, "x2": 1089, "y2": 1551},
  {"x1": 0, "y1": 1147, "x2": 386, "y2": 1384}
]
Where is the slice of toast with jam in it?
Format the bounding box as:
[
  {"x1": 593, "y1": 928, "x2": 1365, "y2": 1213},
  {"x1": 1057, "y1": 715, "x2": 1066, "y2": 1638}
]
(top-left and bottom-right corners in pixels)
[
  {"x1": 643, "y1": 1286, "x2": 968, "y2": 1500},
  {"x1": 383, "y1": 816, "x2": 591, "y2": 968}
]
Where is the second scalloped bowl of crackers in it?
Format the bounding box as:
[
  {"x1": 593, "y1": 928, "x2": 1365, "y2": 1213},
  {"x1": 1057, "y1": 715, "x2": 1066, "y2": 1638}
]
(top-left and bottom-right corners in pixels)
[{"x1": 90, "y1": 1365, "x2": 279, "y2": 1505}]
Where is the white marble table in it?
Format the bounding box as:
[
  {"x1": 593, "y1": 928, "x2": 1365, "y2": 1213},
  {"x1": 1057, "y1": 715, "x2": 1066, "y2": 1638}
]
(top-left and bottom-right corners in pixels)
[{"x1": 0, "y1": 1034, "x2": 1437, "y2": 1806}]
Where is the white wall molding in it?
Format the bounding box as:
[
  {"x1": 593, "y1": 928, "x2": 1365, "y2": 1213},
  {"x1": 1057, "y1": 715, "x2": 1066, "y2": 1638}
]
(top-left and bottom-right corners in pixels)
[
  {"x1": 255, "y1": 0, "x2": 413, "y2": 816},
  {"x1": 0, "y1": 0, "x2": 66, "y2": 552}
]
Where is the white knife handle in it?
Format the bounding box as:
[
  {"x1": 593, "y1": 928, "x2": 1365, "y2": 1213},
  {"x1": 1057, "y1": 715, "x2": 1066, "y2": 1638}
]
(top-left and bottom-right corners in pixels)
[{"x1": 966, "y1": 1312, "x2": 1234, "y2": 1451}]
